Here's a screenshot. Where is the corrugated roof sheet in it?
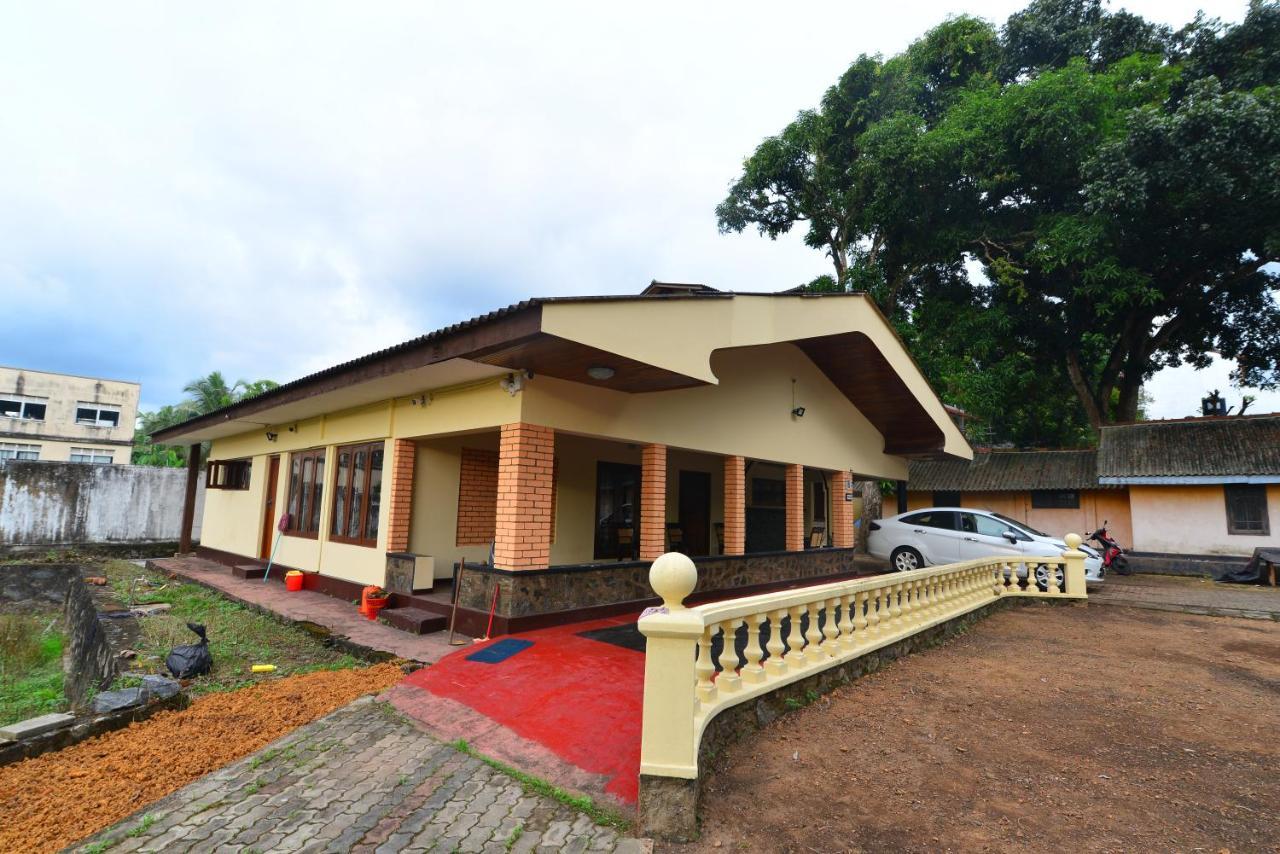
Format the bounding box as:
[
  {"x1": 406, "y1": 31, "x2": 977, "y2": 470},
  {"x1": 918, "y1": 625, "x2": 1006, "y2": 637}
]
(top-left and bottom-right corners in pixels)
[
  {"x1": 908, "y1": 450, "x2": 1103, "y2": 491},
  {"x1": 1098, "y1": 414, "x2": 1280, "y2": 478}
]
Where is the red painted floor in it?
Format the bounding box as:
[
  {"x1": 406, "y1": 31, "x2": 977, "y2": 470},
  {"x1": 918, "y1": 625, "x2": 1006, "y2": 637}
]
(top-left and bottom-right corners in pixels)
[{"x1": 400, "y1": 614, "x2": 646, "y2": 804}]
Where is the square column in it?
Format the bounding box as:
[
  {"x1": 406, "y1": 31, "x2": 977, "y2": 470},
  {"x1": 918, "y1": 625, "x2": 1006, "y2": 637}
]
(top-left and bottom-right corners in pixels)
[
  {"x1": 722, "y1": 455, "x2": 745, "y2": 556},
  {"x1": 640, "y1": 443, "x2": 667, "y2": 561},
  {"x1": 386, "y1": 438, "x2": 416, "y2": 553},
  {"x1": 493, "y1": 423, "x2": 555, "y2": 570},
  {"x1": 831, "y1": 470, "x2": 854, "y2": 549},
  {"x1": 785, "y1": 463, "x2": 805, "y2": 552}
]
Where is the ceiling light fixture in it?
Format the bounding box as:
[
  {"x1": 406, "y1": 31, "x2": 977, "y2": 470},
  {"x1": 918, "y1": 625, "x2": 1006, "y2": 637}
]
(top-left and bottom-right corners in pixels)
[{"x1": 587, "y1": 366, "x2": 615, "y2": 381}]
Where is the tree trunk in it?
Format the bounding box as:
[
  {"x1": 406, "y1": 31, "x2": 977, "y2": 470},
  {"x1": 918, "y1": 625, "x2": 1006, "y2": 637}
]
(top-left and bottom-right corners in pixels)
[
  {"x1": 1065, "y1": 351, "x2": 1104, "y2": 429},
  {"x1": 856, "y1": 480, "x2": 882, "y2": 553}
]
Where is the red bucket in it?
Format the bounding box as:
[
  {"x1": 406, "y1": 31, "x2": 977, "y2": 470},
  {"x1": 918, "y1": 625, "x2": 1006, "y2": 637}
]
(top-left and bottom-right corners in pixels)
[{"x1": 285, "y1": 571, "x2": 304, "y2": 592}]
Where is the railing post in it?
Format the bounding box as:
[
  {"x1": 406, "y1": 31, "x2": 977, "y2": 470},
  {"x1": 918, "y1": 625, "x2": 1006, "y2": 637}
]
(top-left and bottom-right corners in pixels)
[
  {"x1": 638, "y1": 552, "x2": 704, "y2": 779},
  {"x1": 1061, "y1": 533, "x2": 1088, "y2": 599}
]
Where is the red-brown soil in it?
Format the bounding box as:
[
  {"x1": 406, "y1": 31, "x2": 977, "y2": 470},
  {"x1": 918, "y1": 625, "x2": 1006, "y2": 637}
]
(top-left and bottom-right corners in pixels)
[
  {"x1": 0, "y1": 664, "x2": 403, "y2": 854},
  {"x1": 665, "y1": 604, "x2": 1279, "y2": 853}
]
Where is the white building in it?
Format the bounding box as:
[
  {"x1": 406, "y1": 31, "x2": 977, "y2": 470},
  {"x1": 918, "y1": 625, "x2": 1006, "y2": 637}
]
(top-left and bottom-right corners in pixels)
[{"x1": 0, "y1": 366, "x2": 140, "y2": 464}]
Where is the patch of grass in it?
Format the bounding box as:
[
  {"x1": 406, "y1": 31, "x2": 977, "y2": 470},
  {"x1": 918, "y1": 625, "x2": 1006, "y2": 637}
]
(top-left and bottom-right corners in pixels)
[
  {"x1": 124, "y1": 814, "x2": 157, "y2": 838},
  {"x1": 448, "y1": 739, "x2": 630, "y2": 832},
  {"x1": 0, "y1": 613, "x2": 68, "y2": 727},
  {"x1": 245, "y1": 778, "x2": 262, "y2": 795},
  {"x1": 504, "y1": 824, "x2": 524, "y2": 851},
  {"x1": 98, "y1": 560, "x2": 362, "y2": 695}
]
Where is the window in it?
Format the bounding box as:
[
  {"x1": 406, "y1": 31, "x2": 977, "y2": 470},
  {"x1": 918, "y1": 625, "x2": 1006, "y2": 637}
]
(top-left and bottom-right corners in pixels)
[
  {"x1": 206, "y1": 459, "x2": 252, "y2": 489},
  {"x1": 902, "y1": 511, "x2": 957, "y2": 530},
  {"x1": 69, "y1": 447, "x2": 114, "y2": 464},
  {"x1": 75, "y1": 403, "x2": 121, "y2": 427},
  {"x1": 932, "y1": 490, "x2": 961, "y2": 507},
  {"x1": 969, "y1": 513, "x2": 1016, "y2": 539},
  {"x1": 1225, "y1": 485, "x2": 1270, "y2": 536},
  {"x1": 330, "y1": 442, "x2": 384, "y2": 547},
  {"x1": 0, "y1": 395, "x2": 47, "y2": 421},
  {"x1": 1031, "y1": 490, "x2": 1080, "y2": 509},
  {"x1": 0, "y1": 442, "x2": 40, "y2": 460},
  {"x1": 285, "y1": 448, "x2": 326, "y2": 537},
  {"x1": 595, "y1": 461, "x2": 641, "y2": 560}
]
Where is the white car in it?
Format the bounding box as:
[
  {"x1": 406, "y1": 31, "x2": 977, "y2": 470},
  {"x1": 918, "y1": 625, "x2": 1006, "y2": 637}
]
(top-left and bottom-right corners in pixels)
[{"x1": 867, "y1": 507, "x2": 1104, "y2": 587}]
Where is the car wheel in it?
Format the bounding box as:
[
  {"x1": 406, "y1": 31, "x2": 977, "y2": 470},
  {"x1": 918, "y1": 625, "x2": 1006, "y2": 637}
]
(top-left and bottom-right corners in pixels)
[
  {"x1": 891, "y1": 547, "x2": 923, "y2": 572},
  {"x1": 1034, "y1": 563, "x2": 1065, "y2": 592}
]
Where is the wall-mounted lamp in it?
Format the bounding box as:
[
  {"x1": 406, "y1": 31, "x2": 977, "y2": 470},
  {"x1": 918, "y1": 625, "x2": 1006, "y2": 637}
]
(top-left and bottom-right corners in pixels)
[
  {"x1": 287, "y1": 424, "x2": 297, "y2": 433},
  {"x1": 409, "y1": 393, "x2": 432, "y2": 407},
  {"x1": 791, "y1": 406, "x2": 806, "y2": 418},
  {"x1": 265, "y1": 432, "x2": 278, "y2": 442},
  {"x1": 500, "y1": 372, "x2": 527, "y2": 396},
  {"x1": 587, "y1": 365, "x2": 615, "y2": 381},
  {"x1": 790, "y1": 378, "x2": 805, "y2": 419}
]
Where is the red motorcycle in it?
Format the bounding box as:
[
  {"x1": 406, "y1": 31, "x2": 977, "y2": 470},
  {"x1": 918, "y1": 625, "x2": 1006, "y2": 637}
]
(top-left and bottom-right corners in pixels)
[{"x1": 1089, "y1": 521, "x2": 1131, "y2": 576}]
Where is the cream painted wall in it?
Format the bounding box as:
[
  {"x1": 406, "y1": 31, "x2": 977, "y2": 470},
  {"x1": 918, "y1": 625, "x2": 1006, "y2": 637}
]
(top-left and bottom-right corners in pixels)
[
  {"x1": 521, "y1": 343, "x2": 908, "y2": 480},
  {"x1": 1129, "y1": 484, "x2": 1280, "y2": 555},
  {"x1": 6, "y1": 439, "x2": 131, "y2": 464},
  {"x1": 408, "y1": 433, "x2": 499, "y2": 579},
  {"x1": 548, "y1": 434, "x2": 641, "y2": 566},
  {"x1": 199, "y1": 453, "x2": 269, "y2": 557},
  {"x1": 905, "y1": 489, "x2": 1132, "y2": 546},
  {"x1": 0, "y1": 366, "x2": 139, "y2": 452}
]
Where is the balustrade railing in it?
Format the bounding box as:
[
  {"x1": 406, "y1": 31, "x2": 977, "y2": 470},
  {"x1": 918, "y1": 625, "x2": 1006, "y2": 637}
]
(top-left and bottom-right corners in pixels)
[{"x1": 638, "y1": 534, "x2": 1088, "y2": 781}]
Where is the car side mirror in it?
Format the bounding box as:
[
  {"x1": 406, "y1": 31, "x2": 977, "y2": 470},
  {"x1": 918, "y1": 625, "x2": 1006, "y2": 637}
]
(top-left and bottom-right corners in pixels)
[{"x1": 1002, "y1": 531, "x2": 1018, "y2": 544}]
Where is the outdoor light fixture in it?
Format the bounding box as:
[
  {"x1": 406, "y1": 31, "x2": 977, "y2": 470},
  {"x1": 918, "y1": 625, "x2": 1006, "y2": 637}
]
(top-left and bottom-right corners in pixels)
[
  {"x1": 587, "y1": 366, "x2": 615, "y2": 381},
  {"x1": 791, "y1": 406, "x2": 806, "y2": 418},
  {"x1": 790, "y1": 378, "x2": 805, "y2": 418},
  {"x1": 265, "y1": 432, "x2": 278, "y2": 442}
]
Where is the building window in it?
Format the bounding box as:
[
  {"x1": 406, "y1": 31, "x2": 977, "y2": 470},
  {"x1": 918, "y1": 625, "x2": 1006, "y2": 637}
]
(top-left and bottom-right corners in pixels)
[
  {"x1": 1031, "y1": 489, "x2": 1080, "y2": 509},
  {"x1": 206, "y1": 459, "x2": 251, "y2": 489},
  {"x1": 69, "y1": 447, "x2": 114, "y2": 464},
  {"x1": 285, "y1": 448, "x2": 326, "y2": 537},
  {"x1": 933, "y1": 490, "x2": 961, "y2": 507},
  {"x1": 330, "y1": 442, "x2": 384, "y2": 547},
  {"x1": 0, "y1": 395, "x2": 47, "y2": 421},
  {"x1": 0, "y1": 442, "x2": 41, "y2": 460},
  {"x1": 75, "y1": 403, "x2": 121, "y2": 427},
  {"x1": 595, "y1": 462, "x2": 640, "y2": 560},
  {"x1": 1225, "y1": 485, "x2": 1270, "y2": 536}
]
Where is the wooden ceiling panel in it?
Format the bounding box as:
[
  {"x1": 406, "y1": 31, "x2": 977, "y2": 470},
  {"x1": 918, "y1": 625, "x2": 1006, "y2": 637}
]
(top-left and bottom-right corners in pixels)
[{"x1": 475, "y1": 333, "x2": 706, "y2": 393}]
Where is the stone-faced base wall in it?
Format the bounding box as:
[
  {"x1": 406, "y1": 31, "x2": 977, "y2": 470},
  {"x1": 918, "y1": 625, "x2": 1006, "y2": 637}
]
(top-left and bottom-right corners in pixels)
[
  {"x1": 456, "y1": 548, "x2": 861, "y2": 619},
  {"x1": 637, "y1": 597, "x2": 1015, "y2": 841}
]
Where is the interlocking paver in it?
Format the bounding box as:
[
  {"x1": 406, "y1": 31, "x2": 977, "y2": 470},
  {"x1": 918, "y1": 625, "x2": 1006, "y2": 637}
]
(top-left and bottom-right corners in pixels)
[{"x1": 75, "y1": 699, "x2": 635, "y2": 853}]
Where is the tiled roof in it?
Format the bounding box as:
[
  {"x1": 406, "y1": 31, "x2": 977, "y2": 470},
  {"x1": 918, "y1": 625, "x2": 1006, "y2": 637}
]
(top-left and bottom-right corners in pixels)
[
  {"x1": 1098, "y1": 414, "x2": 1280, "y2": 479},
  {"x1": 908, "y1": 450, "x2": 1103, "y2": 492}
]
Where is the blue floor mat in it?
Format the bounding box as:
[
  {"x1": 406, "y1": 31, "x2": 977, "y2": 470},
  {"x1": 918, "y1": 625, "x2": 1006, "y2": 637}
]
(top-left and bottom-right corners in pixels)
[{"x1": 465, "y1": 637, "x2": 534, "y2": 664}]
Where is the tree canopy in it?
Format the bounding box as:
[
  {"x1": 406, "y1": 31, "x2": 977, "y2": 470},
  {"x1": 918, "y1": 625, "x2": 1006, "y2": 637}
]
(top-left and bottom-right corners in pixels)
[
  {"x1": 131, "y1": 372, "x2": 278, "y2": 466},
  {"x1": 719, "y1": 0, "x2": 1280, "y2": 445}
]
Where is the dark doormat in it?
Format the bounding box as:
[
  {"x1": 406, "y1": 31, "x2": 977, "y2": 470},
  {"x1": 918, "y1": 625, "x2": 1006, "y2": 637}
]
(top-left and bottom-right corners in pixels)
[
  {"x1": 577, "y1": 623, "x2": 646, "y2": 653},
  {"x1": 465, "y1": 638, "x2": 534, "y2": 664}
]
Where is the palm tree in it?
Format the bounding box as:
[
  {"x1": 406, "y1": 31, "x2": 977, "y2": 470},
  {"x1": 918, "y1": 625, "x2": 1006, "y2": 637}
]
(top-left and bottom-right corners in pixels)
[
  {"x1": 182, "y1": 371, "x2": 247, "y2": 414},
  {"x1": 133, "y1": 373, "x2": 279, "y2": 466}
]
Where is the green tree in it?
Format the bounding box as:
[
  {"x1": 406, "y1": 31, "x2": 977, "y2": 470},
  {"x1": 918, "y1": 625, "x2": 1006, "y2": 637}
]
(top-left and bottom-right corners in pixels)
[{"x1": 132, "y1": 373, "x2": 279, "y2": 466}]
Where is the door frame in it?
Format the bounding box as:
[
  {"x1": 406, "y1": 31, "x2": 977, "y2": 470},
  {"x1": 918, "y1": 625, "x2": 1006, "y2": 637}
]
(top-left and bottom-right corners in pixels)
[{"x1": 260, "y1": 455, "x2": 281, "y2": 560}]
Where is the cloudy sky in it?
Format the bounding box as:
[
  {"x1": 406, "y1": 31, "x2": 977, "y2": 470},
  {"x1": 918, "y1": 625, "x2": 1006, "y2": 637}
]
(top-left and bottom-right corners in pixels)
[{"x1": 2, "y1": 0, "x2": 1272, "y2": 420}]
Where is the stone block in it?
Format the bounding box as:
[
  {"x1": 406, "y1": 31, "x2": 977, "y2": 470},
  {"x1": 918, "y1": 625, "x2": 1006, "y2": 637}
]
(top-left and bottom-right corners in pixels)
[
  {"x1": 93, "y1": 687, "x2": 144, "y2": 714},
  {"x1": 141, "y1": 675, "x2": 182, "y2": 700},
  {"x1": 0, "y1": 712, "x2": 75, "y2": 741}
]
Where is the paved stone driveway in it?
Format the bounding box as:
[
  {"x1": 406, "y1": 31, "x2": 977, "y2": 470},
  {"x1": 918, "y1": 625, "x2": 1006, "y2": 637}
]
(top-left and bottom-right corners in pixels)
[
  {"x1": 1088, "y1": 572, "x2": 1280, "y2": 620},
  {"x1": 75, "y1": 698, "x2": 644, "y2": 853}
]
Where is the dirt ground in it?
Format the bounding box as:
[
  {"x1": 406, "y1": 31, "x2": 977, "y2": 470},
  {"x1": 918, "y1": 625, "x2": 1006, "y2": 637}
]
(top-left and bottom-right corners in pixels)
[
  {"x1": 0, "y1": 663, "x2": 403, "y2": 854},
  {"x1": 665, "y1": 603, "x2": 1279, "y2": 854}
]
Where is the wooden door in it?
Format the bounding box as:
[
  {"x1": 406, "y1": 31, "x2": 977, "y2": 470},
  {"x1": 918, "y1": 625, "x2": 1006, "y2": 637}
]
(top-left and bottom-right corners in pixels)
[
  {"x1": 679, "y1": 470, "x2": 712, "y2": 556},
  {"x1": 260, "y1": 455, "x2": 280, "y2": 559}
]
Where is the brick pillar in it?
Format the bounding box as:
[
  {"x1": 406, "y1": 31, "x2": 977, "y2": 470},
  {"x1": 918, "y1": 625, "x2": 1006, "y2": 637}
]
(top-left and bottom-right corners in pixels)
[
  {"x1": 723, "y1": 455, "x2": 745, "y2": 556},
  {"x1": 640, "y1": 443, "x2": 667, "y2": 561},
  {"x1": 386, "y1": 439, "x2": 416, "y2": 552},
  {"x1": 785, "y1": 463, "x2": 805, "y2": 552},
  {"x1": 831, "y1": 470, "x2": 854, "y2": 549},
  {"x1": 493, "y1": 423, "x2": 555, "y2": 570}
]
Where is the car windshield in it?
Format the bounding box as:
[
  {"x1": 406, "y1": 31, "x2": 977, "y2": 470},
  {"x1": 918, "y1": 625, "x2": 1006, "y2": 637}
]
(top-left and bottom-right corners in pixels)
[{"x1": 990, "y1": 512, "x2": 1048, "y2": 537}]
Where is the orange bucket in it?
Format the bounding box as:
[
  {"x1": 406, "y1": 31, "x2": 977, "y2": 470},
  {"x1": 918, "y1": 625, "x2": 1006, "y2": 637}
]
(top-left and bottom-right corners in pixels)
[{"x1": 285, "y1": 571, "x2": 304, "y2": 592}]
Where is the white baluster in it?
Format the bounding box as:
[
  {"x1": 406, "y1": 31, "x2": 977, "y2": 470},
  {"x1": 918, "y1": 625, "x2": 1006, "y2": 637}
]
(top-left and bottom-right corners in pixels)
[
  {"x1": 742, "y1": 613, "x2": 766, "y2": 684},
  {"x1": 870, "y1": 587, "x2": 884, "y2": 635},
  {"x1": 696, "y1": 626, "x2": 717, "y2": 705},
  {"x1": 838, "y1": 594, "x2": 856, "y2": 651},
  {"x1": 805, "y1": 601, "x2": 824, "y2": 656},
  {"x1": 766, "y1": 608, "x2": 788, "y2": 675},
  {"x1": 787, "y1": 605, "x2": 807, "y2": 665},
  {"x1": 717, "y1": 620, "x2": 742, "y2": 692},
  {"x1": 856, "y1": 591, "x2": 870, "y2": 638},
  {"x1": 821, "y1": 598, "x2": 840, "y2": 655}
]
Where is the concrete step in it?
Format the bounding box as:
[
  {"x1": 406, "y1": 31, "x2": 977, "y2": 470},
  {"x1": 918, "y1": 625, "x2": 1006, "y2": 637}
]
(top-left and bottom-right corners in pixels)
[
  {"x1": 232, "y1": 564, "x2": 268, "y2": 580},
  {"x1": 379, "y1": 607, "x2": 448, "y2": 635}
]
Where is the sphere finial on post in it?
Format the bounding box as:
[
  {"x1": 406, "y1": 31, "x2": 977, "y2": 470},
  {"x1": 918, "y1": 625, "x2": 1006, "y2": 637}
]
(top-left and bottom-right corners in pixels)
[
  {"x1": 1064, "y1": 532, "x2": 1082, "y2": 552},
  {"x1": 649, "y1": 552, "x2": 697, "y2": 610}
]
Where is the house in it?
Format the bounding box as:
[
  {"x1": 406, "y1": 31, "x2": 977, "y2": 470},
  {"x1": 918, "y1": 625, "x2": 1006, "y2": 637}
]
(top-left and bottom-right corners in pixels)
[
  {"x1": 152, "y1": 285, "x2": 970, "y2": 633},
  {"x1": 0, "y1": 366, "x2": 139, "y2": 464},
  {"x1": 906, "y1": 413, "x2": 1280, "y2": 572}
]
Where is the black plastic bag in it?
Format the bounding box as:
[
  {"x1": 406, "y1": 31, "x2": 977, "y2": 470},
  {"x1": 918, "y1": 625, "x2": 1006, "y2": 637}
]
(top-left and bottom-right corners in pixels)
[{"x1": 165, "y1": 622, "x2": 212, "y2": 679}]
